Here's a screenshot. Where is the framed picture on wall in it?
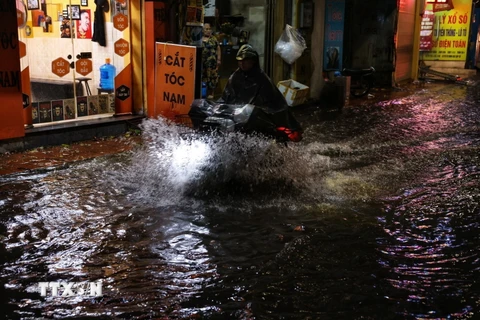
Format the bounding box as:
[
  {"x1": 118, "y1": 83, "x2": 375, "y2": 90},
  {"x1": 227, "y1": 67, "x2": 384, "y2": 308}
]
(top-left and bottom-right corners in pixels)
[
  {"x1": 81, "y1": 0, "x2": 88, "y2": 6},
  {"x1": 27, "y1": 0, "x2": 40, "y2": 10},
  {"x1": 67, "y1": 5, "x2": 81, "y2": 20}
]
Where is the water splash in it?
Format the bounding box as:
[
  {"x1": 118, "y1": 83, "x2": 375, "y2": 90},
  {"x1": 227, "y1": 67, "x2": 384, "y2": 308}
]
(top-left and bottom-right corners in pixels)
[{"x1": 112, "y1": 118, "x2": 326, "y2": 207}]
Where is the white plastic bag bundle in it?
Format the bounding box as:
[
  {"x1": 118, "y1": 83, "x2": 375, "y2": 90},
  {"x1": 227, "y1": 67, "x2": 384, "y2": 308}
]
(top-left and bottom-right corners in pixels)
[{"x1": 274, "y1": 24, "x2": 307, "y2": 65}]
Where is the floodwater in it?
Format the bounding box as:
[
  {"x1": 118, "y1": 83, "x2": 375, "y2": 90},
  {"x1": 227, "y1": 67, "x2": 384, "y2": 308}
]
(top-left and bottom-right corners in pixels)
[{"x1": 1, "y1": 80, "x2": 479, "y2": 319}]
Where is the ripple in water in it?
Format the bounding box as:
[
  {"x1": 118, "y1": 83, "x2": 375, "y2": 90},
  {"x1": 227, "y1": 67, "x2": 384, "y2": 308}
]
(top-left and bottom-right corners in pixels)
[{"x1": 378, "y1": 155, "x2": 480, "y2": 319}]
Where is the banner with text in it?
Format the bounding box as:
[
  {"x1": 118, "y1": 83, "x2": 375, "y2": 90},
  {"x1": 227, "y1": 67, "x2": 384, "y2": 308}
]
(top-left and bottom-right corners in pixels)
[
  {"x1": 422, "y1": 0, "x2": 472, "y2": 61},
  {"x1": 154, "y1": 43, "x2": 197, "y2": 118}
]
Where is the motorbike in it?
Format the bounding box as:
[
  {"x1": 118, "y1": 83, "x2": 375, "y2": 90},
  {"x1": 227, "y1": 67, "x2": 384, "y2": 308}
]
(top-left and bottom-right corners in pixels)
[
  {"x1": 341, "y1": 66, "x2": 375, "y2": 98},
  {"x1": 178, "y1": 99, "x2": 303, "y2": 143}
]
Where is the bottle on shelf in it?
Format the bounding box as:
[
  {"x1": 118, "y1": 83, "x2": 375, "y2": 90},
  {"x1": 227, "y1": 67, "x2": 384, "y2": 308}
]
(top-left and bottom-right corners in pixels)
[
  {"x1": 202, "y1": 82, "x2": 207, "y2": 98},
  {"x1": 99, "y1": 58, "x2": 116, "y2": 90}
]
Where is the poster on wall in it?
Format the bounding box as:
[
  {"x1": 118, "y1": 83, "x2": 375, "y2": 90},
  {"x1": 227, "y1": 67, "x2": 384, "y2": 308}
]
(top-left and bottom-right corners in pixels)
[
  {"x1": 27, "y1": 0, "x2": 39, "y2": 10},
  {"x1": 323, "y1": 0, "x2": 345, "y2": 71},
  {"x1": 154, "y1": 42, "x2": 197, "y2": 118},
  {"x1": 61, "y1": 20, "x2": 74, "y2": 38},
  {"x1": 77, "y1": 9, "x2": 92, "y2": 39},
  {"x1": 32, "y1": 102, "x2": 39, "y2": 123},
  {"x1": 77, "y1": 96, "x2": 88, "y2": 117},
  {"x1": 63, "y1": 99, "x2": 75, "y2": 120},
  {"x1": 420, "y1": 10, "x2": 435, "y2": 51},
  {"x1": 88, "y1": 95, "x2": 99, "y2": 115},
  {"x1": 422, "y1": 0, "x2": 471, "y2": 61},
  {"x1": 52, "y1": 100, "x2": 64, "y2": 121},
  {"x1": 98, "y1": 95, "x2": 109, "y2": 113},
  {"x1": 39, "y1": 101, "x2": 52, "y2": 123}
]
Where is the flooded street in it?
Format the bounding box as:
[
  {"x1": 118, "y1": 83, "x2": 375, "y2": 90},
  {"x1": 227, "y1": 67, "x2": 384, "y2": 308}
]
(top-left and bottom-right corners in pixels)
[{"x1": 1, "y1": 80, "x2": 479, "y2": 319}]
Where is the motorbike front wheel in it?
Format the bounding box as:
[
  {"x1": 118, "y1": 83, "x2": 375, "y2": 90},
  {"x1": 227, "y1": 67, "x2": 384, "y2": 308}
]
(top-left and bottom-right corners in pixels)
[{"x1": 350, "y1": 75, "x2": 372, "y2": 97}]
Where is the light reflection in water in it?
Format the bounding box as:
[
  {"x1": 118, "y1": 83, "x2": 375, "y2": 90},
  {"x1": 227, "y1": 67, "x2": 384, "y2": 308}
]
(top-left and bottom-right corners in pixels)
[
  {"x1": 378, "y1": 158, "x2": 480, "y2": 319},
  {"x1": 1, "y1": 81, "x2": 480, "y2": 318}
]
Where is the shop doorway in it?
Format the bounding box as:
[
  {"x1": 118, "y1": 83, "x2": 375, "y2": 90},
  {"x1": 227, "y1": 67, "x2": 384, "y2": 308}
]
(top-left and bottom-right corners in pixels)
[{"x1": 17, "y1": 0, "x2": 115, "y2": 125}]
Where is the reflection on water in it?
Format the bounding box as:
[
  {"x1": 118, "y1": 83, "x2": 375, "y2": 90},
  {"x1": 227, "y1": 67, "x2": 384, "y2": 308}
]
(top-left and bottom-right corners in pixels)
[
  {"x1": 1, "y1": 81, "x2": 479, "y2": 319},
  {"x1": 378, "y1": 153, "x2": 480, "y2": 319}
]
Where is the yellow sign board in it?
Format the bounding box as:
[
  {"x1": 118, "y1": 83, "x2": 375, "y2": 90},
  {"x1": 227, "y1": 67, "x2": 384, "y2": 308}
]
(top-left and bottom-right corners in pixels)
[
  {"x1": 154, "y1": 42, "x2": 197, "y2": 119},
  {"x1": 422, "y1": 0, "x2": 471, "y2": 61}
]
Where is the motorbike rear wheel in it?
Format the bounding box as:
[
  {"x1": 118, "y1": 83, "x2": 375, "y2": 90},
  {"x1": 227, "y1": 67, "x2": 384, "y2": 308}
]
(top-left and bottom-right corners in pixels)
[{"x1": 350, "y1": 75, "x2": 372, "y2": 97}]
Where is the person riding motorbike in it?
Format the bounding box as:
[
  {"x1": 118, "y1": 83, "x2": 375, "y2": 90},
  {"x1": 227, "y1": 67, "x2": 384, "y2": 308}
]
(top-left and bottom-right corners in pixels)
[{"x1": 218, "y1": 44, "x2": 303, "y2": 142}]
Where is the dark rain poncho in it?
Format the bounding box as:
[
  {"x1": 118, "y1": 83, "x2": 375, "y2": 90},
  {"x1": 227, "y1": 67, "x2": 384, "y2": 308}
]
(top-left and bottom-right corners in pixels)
[{"x1": 219, "y1": 63, "x2": 303, "y2": 140}]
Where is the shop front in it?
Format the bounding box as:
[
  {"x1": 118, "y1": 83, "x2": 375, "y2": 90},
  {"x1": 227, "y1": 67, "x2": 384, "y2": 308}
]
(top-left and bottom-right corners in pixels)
[
  {"x1": 16, "y1": 0, "x2": 133, "y2": 126},
  {"x1": 419, "y1": 0, "x2": 477, "y2": 77},
  {"x1": 4, "y1": 0, "x2": 295, "y2": 143},
  {"x1": 145, "y1": 0, "x2": 274, "y2": 120}
]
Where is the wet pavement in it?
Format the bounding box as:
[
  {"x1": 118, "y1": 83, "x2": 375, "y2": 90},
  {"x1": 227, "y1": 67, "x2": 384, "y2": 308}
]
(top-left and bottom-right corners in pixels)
[
  {"x1": 0, "y1": 134, "x2": 142, "y2": 176},
  {"x1": 0, "y1": 76, "x2": 479, "y2": 319}
]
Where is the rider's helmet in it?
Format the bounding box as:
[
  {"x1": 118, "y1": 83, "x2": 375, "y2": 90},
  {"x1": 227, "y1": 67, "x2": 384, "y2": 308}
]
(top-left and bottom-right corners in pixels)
[{"x1": 236, "y1": 44, "x2": 258, "y2": 61}]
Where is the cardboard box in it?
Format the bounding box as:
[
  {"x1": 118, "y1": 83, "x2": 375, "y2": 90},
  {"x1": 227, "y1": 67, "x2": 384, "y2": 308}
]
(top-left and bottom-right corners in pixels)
[{"x1": 277, "y1": 79, "x2": 309, "y2": 106}]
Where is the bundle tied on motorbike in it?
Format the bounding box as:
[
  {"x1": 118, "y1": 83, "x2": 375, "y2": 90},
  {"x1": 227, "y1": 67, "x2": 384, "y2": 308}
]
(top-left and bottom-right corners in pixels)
[{"x1": 188, "y1": 44, "x2": 303, "y2": 143}]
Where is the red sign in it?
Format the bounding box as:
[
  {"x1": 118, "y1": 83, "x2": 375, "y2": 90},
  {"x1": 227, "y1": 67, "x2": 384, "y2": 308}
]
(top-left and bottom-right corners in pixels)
[
  {"x1": 76, "y1": 9, "x2": 92, "y2": 39},
  {"x1": 52, "y1": 57, "x2": 70, "y2": 77},
  {"x1": 19, "y1": 41, "x2": 26, "y2": 58},
  {"x1": 426, "y1": 0, "x2": 454, "y2": 12},
  {"x1": 17, "y1": 9, "x2": 25, "y2": 27},
  {"x1": 114, "y1": 39, "x2": 130, "y2": 57},
  {"x1": 75, "y1": 58, "x2": 92, "y2": 76},
  {"x1": 1, "y1": 0, "x2": 24, "y2": 140},
  {"x1": 420, "y1": 11, "x2": 435, "y2": 51}
]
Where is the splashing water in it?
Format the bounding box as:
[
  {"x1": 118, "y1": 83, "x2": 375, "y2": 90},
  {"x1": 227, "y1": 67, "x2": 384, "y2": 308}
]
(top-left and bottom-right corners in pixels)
[{"x1": 110, "y1": 118, "x2": 326, "y2": 207}]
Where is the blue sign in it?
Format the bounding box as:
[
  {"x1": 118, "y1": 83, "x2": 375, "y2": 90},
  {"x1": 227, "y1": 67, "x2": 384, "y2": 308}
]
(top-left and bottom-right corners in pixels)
[{"x1": 323, "y1": 0, "x2": 345, "y2": 71}]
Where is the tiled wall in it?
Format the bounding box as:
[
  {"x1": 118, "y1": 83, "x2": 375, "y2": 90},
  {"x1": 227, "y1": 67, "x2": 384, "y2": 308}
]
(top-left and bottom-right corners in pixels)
[
  {"x1": 25, "y1": 23, "x2": 124, "y2": 96},
  {"x1": 21, "y1": 1, "x2": 133, "y2": 124},
  {"x1": 25, "y1": 23, "x2": 121, "y2": 123}
]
